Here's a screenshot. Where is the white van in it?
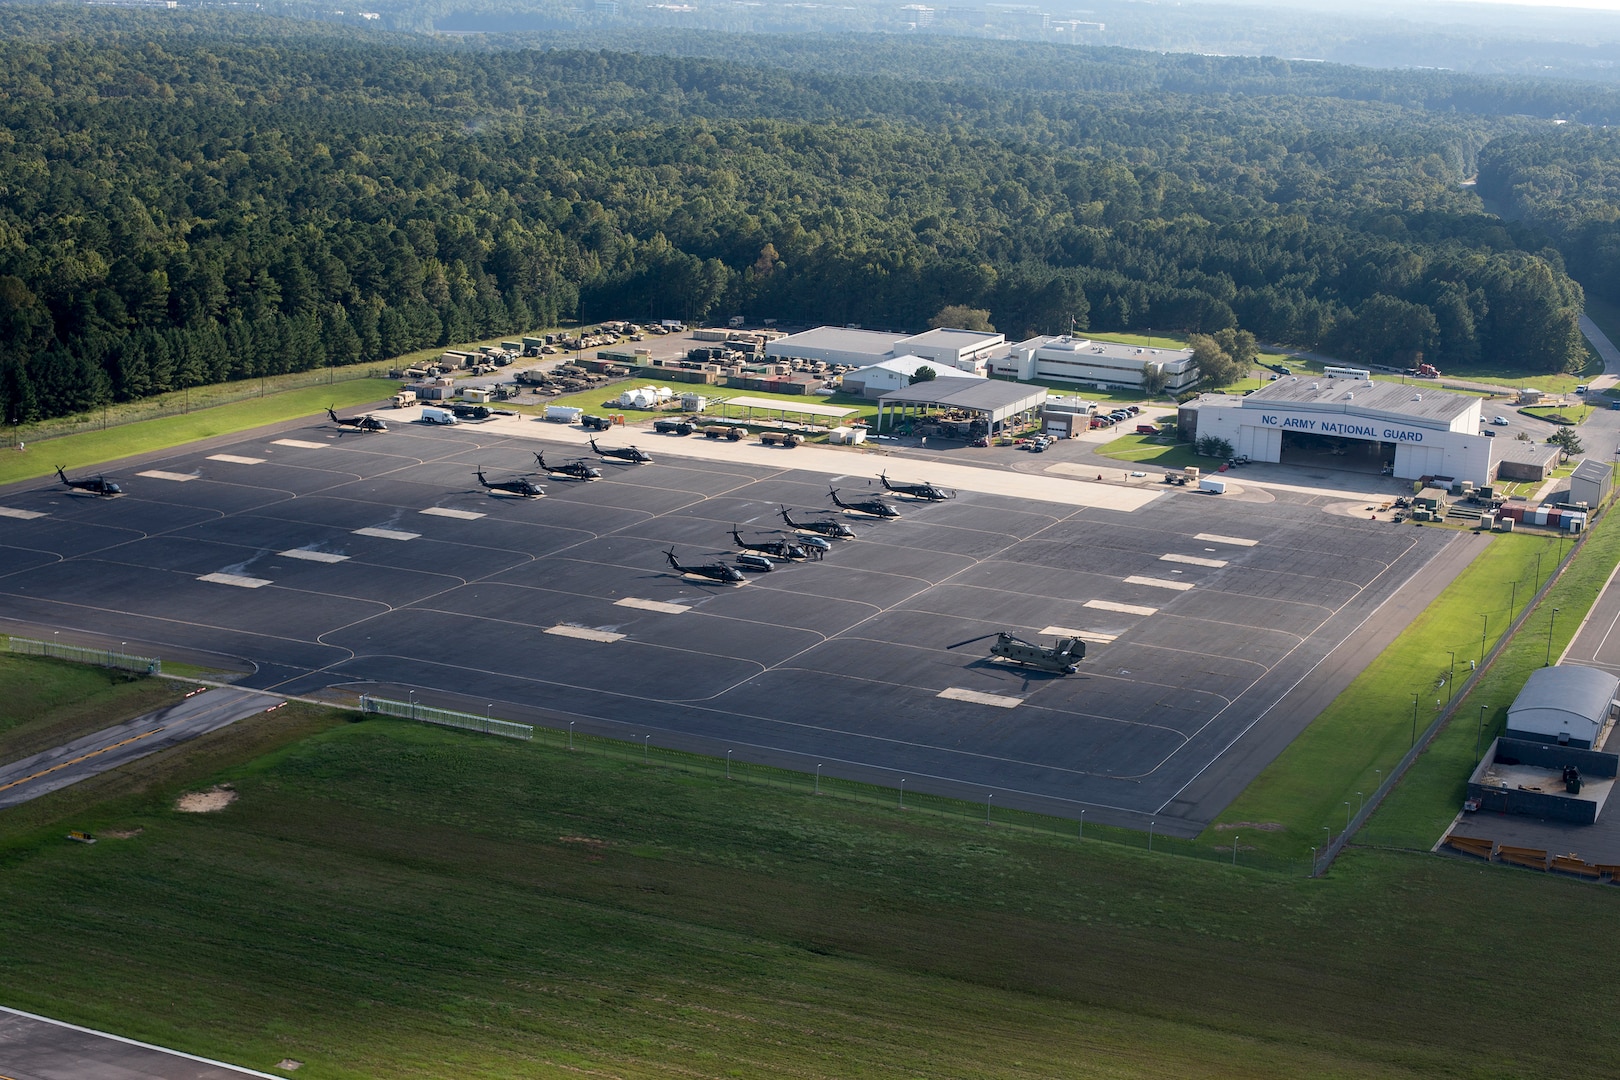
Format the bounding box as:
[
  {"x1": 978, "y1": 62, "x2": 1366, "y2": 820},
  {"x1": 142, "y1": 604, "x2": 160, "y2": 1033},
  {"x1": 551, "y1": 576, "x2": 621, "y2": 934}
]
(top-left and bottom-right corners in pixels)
[{"x1": 420, "y1": 406, "x2": 460, "y2": 425}]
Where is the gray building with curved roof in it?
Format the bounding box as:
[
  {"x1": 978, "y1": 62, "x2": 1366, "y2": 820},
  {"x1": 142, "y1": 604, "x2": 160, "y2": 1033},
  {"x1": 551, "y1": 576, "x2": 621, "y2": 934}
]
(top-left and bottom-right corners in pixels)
[{"x1": 1505, "y1": 665, "x2": 1620, "y2": 750}]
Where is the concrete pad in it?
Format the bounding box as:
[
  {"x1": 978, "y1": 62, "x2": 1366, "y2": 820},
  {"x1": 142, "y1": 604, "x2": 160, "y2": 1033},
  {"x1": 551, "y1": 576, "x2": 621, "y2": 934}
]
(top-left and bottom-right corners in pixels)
[
  {"x1": 1124, "y1": 575, "x2": 1196, "y2": 591},
  {"x1": 197, "y1": 572, "x2": 272, "y2": 588},
  {"x1": 0, "y1": 506, "x2": 46, "y2": 519},
  {"x1": 0, "y1": 1005, "x2": 283, "y2": 1079},
  {"x1": 353, "y1": 527, "x2": 420, "y2": 541},
  {"x1": 278, "y1": 549, "x2": 349, "y2": 563},
  {"x1": 138, "y1": 470, "x2": 197, "y2": 482},
  {"x1": 939, "y1": 686, "x2": 1023, "y2": 708},
  {"x1": 546, "y1": 625, "x2": 626, "y2": 643},
  {"x1": 616, "y1": 597, "x2": 691, "y2": 614},
  {"x1": 1195, "y1": 532, "x2": 1259, "y2": 546},
  {"x1": 421, "y1": 507, "x2": 485, "y2": 520},
  {"x1": 1086, "y1": 598, "x2": 1158, "y2": 616},
  {"x1": 208, "y1": 454, "x2": 265, "y2": 465},
  {"x1": 1161, "y1": 553, "x2": 1228, "y2": 568},
  {"x1": 273, "y1": 438, "x2": 328, "y2": 449}
]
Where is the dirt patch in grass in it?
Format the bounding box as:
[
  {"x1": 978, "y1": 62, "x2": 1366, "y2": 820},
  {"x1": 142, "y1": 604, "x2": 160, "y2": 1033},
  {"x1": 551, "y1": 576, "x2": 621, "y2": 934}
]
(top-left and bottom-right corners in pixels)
[
  {"x1": 176, "y1": 785, "x2": 237, "y2": 813},
  {"x1": 100, "y1": 827, "x2": 144, "y2": 839}
]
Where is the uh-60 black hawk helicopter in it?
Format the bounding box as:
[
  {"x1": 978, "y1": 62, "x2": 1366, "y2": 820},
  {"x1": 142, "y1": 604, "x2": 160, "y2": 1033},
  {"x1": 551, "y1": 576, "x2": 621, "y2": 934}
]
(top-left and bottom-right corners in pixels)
[
  {"x1": 779, "y1": 506, "x2": 856, "y2": 540},
  {"x1": 879, "y1": 471, "x2": 954, "y2": 501},
  {"x1": 534, "y1": 451, "x2": 602, "y2": 481},
  {"x1": 731, "y1": 526, "x2": 809, "y2": 561},
  {"x1": 588, "y1": 438, "x2": 653, "y2": 465},
  {"x1": 327, "y1": 407, "x2": 388, "y2": 432},
  {"x1": 828, "y1": 485, "x2": 900, "y2": 519},
  {"x1": 55, "y1": 465, "x2": 122, "y2": 497},
  {"x1": 949, "y1": 631, "x2": 1087, "y2": 675},
  {"x1": 475, "y1": 468, "x2": 545, "y2": 498},
  {"x1": 664, "y1": 548, "x2": 745, "y2": 584}
]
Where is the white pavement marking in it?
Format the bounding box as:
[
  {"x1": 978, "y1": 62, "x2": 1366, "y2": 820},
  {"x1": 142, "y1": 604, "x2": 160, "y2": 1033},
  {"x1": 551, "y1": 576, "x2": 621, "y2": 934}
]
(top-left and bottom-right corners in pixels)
[
  {"x1": 278, "y1": 549, "x2": 349, "y2": 563},
  {"x1": 1161, "y1": 553, "x2": 1228, "y2": 568},
  {"x1": 546, "y1": 625, "x2": 625, "y2": 643},
  {"x1": 421, "y1": 507, "x2": 485, "y2": 520},
  {"x1": 272, "y1": 438, "x2": 328, "y2": 449},
  {"x1": 0, "y1": 507, "x2": 46, "y2": 520},
  {"x1": 1195, "y1": 532, "x2": 1258, "y2": 547},
  {"x1": 353, "y1": 527, "x2": 420, "y2": 541},
  {"x1": 207, "y1": 454, "x2": 265, "y2": 465},
  {"x1": 938, "y1": 686, "x2": 1023, "y2": 709},
  {"x1": 138, "y1": 470, "x2": 197, "y2": 482},
  {"x1": 1086, "y1": 598, "x2": 1158, "y2": 616},
  {"x1": 461, "y1": 412, "x2": 1162, "y2": 513},
  {"x1": 616, "y1": 597, "x2": 690, "y2": 614},
  {"x1": 1040, "y1": 626, "x2": 1117, "y2": 644},
  {"x1": 1124, "y1": 575, "x2": 1195, "y2": 591},
  {"x1": 197, "y1": 572, "x2": 272, "y2": 588}
]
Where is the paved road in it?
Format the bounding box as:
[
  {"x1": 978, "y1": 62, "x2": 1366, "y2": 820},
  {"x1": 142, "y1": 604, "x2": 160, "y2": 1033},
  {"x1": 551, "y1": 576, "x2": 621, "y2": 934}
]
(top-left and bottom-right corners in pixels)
[
  {"x1": 1581, "y1": 314, "x2": 1620, "y2": 390},
  {"x1": 0, "y1": 1006, "x2": 281, "y2": 1079},
  {"x1": 0, "y1": 688, "x2": 275, "y2": 810}
]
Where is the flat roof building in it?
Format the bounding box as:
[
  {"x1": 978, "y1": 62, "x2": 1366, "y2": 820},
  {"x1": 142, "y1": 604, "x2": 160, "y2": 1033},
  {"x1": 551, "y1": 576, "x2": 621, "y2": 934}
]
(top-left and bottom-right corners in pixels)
[
  {"x1": 765, "y1": 326, "x2": 1003, "y2": 375},
  {"x1": 989, "y1": 336, "x2": 1200, "y2": 391}
]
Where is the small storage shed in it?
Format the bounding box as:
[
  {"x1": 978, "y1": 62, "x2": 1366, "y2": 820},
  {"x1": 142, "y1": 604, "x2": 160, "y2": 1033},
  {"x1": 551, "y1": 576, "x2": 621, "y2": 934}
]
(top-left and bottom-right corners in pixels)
[
  {"x1": 1505, "y1": 665, "x2": 1620, "y2": 750},
  {"x1": 1568, "y1": 458, "x2": 1613, "y2": 511}
]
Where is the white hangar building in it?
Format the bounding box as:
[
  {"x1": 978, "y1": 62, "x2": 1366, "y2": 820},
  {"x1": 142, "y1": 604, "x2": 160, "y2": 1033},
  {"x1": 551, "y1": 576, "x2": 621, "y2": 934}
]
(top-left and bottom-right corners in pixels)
[
  {"x1": 989, "y1": 336, "x2": 1200, "y2": 392},
  {"x1": 1185, "y1": 376, "x2": 1494, "y2": 485},
  {"x1": 766, "y1": 326, "x2": 1004, "y2": 374},
  {"x1": 839, "y1": 354, "x2": 987, "y2": 398}
]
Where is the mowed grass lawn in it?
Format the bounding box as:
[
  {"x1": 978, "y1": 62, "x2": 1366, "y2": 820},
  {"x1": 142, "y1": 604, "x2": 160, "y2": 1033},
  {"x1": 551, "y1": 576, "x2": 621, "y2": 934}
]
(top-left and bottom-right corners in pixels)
[
  {"x1": 0, "y1": 379, "x2": 398, "y2": 487},
  {"x1": 2, "y1": 699, "x2": 1620, "y2": 1079}
]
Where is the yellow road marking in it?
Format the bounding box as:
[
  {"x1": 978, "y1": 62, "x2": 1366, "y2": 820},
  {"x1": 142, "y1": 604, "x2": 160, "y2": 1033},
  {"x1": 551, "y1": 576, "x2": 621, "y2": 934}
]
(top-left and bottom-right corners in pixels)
[{"x1": 0, "y1": 725, "x2": 171, "y2": 795}]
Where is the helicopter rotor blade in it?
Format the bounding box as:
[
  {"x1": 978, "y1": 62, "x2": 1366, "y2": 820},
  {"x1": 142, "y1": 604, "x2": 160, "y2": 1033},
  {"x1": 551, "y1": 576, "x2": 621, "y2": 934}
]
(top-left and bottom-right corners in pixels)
[{"x1": 947, "y1": 633, "x2": 1000, "y2": 650}]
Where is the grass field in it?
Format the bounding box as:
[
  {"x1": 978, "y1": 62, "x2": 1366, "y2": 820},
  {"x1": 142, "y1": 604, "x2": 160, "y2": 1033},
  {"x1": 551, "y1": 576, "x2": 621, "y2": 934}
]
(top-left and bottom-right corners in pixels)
[
  {"x1": 1, "y1": 696, "x2": 1618, "y2": 1079},
  {"x1": 0, "y1": 380, "x2": 399, "y2": 487}
]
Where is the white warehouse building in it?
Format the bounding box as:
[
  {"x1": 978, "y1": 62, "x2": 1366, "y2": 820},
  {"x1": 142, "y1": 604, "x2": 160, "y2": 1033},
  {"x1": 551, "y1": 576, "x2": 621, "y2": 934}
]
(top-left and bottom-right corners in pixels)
[
  {"x1": 766, "y1": 326, "x2": 1003, "y2": 374},
  {"x1": 989, "y1": 336, "x2": 1200, "y2": 391},
  {"x1": 1185, "y1": 376, "x2": 1495, "y2": 485},
  {"x1": 839, "y1": 354, "x2": 987, "y2": 398}
]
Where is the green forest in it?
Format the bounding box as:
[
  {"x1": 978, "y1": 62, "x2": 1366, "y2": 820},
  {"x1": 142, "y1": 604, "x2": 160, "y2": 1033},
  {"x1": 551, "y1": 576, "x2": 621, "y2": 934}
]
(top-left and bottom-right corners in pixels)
[{"x1": 0, "y1": 6, "x2": 1611, "y2": 424}]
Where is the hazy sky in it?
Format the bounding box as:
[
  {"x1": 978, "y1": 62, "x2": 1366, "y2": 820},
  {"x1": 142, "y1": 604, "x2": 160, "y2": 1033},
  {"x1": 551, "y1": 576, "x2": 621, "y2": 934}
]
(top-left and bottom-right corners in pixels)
[{"x1": 1434, "y1": 0, "x2": 1620, "y2": 9}]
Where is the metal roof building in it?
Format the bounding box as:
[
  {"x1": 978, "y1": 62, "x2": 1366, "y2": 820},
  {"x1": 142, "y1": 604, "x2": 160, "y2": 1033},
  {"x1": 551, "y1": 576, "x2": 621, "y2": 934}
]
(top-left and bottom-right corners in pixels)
[
  {"x1": 1569, "y1": 457, "x2": 1614, "y2": 509},
  {"x1": 876, "y1": 381, "x2": 1047, "y2": 434},
  {"x1": 1506, "y1": 665, "x2": 1620, "y2": 750}
]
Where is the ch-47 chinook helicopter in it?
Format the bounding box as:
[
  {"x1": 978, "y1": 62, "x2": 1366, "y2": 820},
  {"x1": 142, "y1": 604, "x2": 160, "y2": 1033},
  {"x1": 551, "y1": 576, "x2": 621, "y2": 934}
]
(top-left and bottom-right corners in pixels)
[
  {"x1": 327, "y1": 407, "x2": 388, "y2": 432},
  {"x1": 879, "y1": 472, "x2": 954, "y2": 501},
  {"x1": 828, "y1": 485, "x2": 900, "y2": 519},
  {"x1": 475, "y1": 468, "x2": 544, "y2": 498},
  {"x1": 588, "y1": 438, "x2": 652, "y2": 465},
  {"x1": 949, "y1": 631, "x2": 1087, "y2": 674},
  {"x1": 779, "y1": 506, "x2": 857, "y2": 540},
  {"x1": 55, "y1": 465, "x2": 122, "y2": 497},
  {"x1": 664, "y1": 549, "x2": 745, "y2": 584},
  {"x1": 731, "y1": 527, "x2": 809, "y2": 561},
  {"x1": 534, "y1": 451, "x2": 602, "y2": 481}
]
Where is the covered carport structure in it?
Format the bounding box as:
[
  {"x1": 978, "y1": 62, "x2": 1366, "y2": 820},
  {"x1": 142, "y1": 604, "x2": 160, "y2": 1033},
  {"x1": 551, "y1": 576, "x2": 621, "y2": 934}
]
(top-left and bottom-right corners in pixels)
[{"x1": 876, "y1": 382, "x2": 1047, "y2": 435}]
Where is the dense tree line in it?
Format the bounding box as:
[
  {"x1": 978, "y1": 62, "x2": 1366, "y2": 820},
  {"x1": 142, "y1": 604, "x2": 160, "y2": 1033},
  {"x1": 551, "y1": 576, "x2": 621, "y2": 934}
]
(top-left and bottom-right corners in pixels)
[{"x1": 0, "y1": 9, "x2": 1602, "y2": 423}]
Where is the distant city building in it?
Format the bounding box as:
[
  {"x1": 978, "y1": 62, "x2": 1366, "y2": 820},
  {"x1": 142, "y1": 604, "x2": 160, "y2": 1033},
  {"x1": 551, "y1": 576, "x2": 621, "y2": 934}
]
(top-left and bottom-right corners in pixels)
[
  {"x1": 901, "y1": 3, "x2": 934, "y2": 25},
  {"x1": 595, "y1": 0, "x2": 620, "y2": 13}
]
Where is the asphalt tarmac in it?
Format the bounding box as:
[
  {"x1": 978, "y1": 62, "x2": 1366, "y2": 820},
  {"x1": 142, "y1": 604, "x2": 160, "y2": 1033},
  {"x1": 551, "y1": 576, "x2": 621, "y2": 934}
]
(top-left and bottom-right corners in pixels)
[
  {"x1": 0, "y1": 1006, "x2": 281, "y2": 1079},
  {"x1": 0, "y1": 688, "x2": 273, "y2": 810},
  {"x1": 0, "y1": 416, "x2": 1463, "y2": 833}
]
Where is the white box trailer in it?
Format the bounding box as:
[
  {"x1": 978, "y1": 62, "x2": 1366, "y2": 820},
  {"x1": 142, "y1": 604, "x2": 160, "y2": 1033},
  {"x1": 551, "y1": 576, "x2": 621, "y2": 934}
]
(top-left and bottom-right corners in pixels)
[
  {"x1": 1199, "y1": 477, "x2": 1227, "y2": 495},
  {"x1": 545, "y1": 405, "x2": 584, "y2": 424},
  {"x1": 420, "y1": 406, "x2": 460, "y2": 425}
]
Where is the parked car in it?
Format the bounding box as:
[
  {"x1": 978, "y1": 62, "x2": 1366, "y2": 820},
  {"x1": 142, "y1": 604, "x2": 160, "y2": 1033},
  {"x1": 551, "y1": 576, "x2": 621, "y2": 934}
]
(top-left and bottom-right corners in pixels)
[{"x1": 1491, "y1": 416, "x2": 1510, "y2": 425}]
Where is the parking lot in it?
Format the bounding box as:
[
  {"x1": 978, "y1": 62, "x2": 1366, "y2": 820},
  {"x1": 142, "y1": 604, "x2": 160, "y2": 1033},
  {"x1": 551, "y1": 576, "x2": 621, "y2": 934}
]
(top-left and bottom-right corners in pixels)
[{"x1": 0, "y1": 415, "x2": 1461, "y2": 832}]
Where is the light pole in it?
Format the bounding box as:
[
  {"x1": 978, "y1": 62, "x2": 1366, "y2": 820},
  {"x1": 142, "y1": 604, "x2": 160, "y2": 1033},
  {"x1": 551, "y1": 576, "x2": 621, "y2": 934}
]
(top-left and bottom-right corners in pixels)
[
  {"x1": 815, "y1": 763, "x2": 821, "y2": 795},
  {"x1": 1446, "y1": 650, "x2": 1456, "y2": 700},
  {"x1": 1476, "y1": 704, "x2": 1488, "y2": 763},
  {"x1": 1357, "y1": 791, "x2": 1365, "y2": 815},
  {"x1": 1148, "y1": 820, "x2": 1155, "y2": 853},
  {"x1": 1411, "y1": 693, "x2": 1419, "y2": 747},
  {"x1": 1232, "y1": 834, "x2": 1240, "y2": 867},
  {"x1": 726, "y1": 749, "x2": 732, "y2": 780},
  {"x1": 1547, "y1": 607, "x2": 1560, "y2": 666},
  {"x1": 1343, "y1": 801, "x2": 1352, "y2": 831},
  {"x1": 644, "y1": 734, "x2": 650, "y2": 763},
  {"x1": 1509, "y1": 580, "x2": 1517, "y2": 623},
  {"x1": 409, "y1": 690, "x2": 416, "y2": 721},
  {"x1": 1480, "y1": 614, "x2": 1489, "y2": 666},
  {"x1": 986, "y1": 793, "x2": 993, "y2": 825},
  {"x1": 899, "y1": 778, "x2": 905, "y2": 808},
  {"x1": 1078, "y1": 809, "x2": 1085, "y2": 840},
  {"x1": 569, "y1": 720, "x2": 575, "y2": 750}
]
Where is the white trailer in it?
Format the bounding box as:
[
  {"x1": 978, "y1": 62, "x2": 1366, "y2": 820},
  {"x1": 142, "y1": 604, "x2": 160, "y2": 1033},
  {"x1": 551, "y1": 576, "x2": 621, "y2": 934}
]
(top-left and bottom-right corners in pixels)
[
  {"x1": 420, "y1": 406, "x2": 460, "y2": 425},
  {"x1": 545, "y1": 405, "x2": 584, "y2": 424}
]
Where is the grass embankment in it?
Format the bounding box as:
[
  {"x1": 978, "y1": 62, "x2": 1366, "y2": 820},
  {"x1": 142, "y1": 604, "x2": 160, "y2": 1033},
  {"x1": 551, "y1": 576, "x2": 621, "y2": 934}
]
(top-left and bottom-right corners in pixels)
[
  {"x1": 0, "y1": 655, "x2": 181, "y2": 765},
  {"x1": 3, "y1": 699, "x2": 1620, "y2": 1079},
  {"x1": 0, "y1": 380, "x2": 398, "y2": 487}
]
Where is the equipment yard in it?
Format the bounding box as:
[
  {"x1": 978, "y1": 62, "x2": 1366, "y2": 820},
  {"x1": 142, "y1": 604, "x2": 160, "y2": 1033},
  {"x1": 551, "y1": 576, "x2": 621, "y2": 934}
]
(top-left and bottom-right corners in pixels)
[{"x1": 0, "y1": 415, "x2": 1460, "y2": 833}]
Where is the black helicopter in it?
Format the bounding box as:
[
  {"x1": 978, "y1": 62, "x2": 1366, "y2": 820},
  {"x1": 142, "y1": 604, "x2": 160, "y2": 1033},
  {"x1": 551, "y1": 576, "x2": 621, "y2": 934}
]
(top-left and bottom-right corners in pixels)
[
  {"x1": 664, "y1": 548, "x2": 745, "y2": 584},
  {"x1": 55, "y1": 465, "x2": 122, "y2": 497},
  {"x1": 327, "y1": 407, "x2": 388, "y2": 432},
  {"x1": 779, "y1": 507, "x2": 856, "y2": 540},
  {"x1": 949, "y1": 631, "x2": 1087, "y2": 675},
  {"x1": 589, "y1": 438, "x2": 652, "y2": 465},
  {"x1": 475, "y1": 468, "x2": 545, "y2": 498},
  {"x1": 879, "y1": 471, "x2": 954, "y2": 501},
  {"x1": 828, "y1": 485, "x2": 900, "y2": 518},
  {"x1": 731, "y1": 526, "x2": 809, "y2": 561},
  {"x1": 534, "y1": 451, "x2": 602, "y2": 481}
]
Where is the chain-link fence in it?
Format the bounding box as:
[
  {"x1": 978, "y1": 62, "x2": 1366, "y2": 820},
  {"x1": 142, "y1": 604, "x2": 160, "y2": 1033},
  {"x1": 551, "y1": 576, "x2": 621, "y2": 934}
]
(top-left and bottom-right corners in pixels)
[
  {"x1": 7, "y1": 635, "x2": 160, "y2": 674},
  {"x1": 360, "y1": 695, "x2": 533, "y2": 740}
]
